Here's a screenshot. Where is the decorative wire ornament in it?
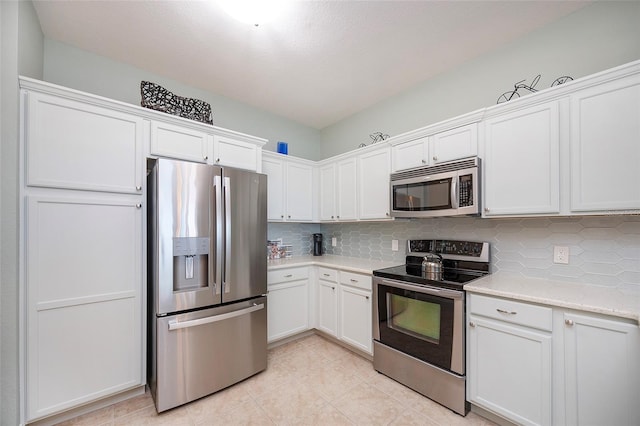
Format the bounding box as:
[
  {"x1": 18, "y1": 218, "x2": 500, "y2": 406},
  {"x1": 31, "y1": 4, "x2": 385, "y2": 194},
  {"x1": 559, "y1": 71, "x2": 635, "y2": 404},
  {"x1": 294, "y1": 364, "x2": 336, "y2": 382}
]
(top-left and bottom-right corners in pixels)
[
  {"x1": 497, "y1": 74, "x2": 573, "y2": 104},
  {"x1": 369, "y1": 132, "x2": 390, "y2": 143}
]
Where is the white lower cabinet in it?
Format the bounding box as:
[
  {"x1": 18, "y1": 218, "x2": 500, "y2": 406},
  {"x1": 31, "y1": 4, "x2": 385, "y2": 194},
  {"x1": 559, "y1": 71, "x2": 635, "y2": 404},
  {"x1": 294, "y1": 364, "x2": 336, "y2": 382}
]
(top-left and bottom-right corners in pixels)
[
  {"x1": 561, "y1": 311, "x2": 640, "y2": 426},
  {"x1": 267, "y1": 267, "x2": 310, "y2": 342},
  {"x1": 467, "y1": 294, "x2": 552, "y2": 426},
  {"x1": 25, "y1": 194, "x2": 144, "y2": 421},
  {"x1": 468, "y1": 293, "x2": 640, "y2": 426},
  {"x1": 317, "y1": 268, "x2": 338, "y2": 336},
  {"x1": 337, "y1": 271, "x2": 373, "y2": 354}
]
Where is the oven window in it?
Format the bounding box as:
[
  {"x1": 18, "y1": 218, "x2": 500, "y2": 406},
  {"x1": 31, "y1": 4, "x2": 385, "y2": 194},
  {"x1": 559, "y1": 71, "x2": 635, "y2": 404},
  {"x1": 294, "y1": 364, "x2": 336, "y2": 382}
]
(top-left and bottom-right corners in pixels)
[
  {"x1": 388, "y1": 294, "x2": 441, "y2": 344},
  {"x1": 393, "y1": 178, "x2": 452, "y2": 211}
]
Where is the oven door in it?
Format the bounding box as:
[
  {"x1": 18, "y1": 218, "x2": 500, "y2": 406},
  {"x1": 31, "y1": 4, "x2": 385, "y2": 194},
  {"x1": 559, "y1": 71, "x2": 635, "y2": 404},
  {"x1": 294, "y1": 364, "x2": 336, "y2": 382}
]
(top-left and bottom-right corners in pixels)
[{"x1": 373, "y1": 277, "x2": 465, "y2": 375}]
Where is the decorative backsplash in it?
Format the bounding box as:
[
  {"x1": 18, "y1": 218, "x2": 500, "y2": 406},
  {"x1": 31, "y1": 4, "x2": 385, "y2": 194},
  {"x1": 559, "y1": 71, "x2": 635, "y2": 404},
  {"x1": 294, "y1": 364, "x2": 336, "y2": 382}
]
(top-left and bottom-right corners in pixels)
[{"x1": 269, "y1": 216, "x2": 640, "y2": 289}]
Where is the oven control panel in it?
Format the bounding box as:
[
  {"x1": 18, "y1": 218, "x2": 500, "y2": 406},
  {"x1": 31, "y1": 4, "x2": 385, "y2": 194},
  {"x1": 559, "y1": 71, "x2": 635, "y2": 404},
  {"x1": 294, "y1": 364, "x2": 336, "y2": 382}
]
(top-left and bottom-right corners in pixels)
[{"x1": 408, "y1": 239, "x2": 489, "y2": 261}]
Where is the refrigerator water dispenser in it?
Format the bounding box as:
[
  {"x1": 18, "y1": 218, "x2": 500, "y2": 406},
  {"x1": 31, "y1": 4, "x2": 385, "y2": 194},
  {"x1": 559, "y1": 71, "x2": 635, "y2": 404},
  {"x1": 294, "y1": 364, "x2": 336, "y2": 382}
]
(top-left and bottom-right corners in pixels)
[{"x1": 172, "y1": 237, "x2": 210, "y2": 291}]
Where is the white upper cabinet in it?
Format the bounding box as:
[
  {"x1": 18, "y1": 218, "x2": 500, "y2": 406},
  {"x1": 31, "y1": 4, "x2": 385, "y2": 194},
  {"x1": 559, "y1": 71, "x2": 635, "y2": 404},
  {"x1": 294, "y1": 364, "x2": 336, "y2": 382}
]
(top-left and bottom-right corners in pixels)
[
  {"x1": 430, "y1": 123, "x2": 478, "y2": 164},
  {"x1": 391, "y1": 123, "x2": 479, "y2": 172},
  {"x1": 319, "y1": 163, "x2": 337, "y2": 221},
  {"x1": 483, "y1": 101, "x2": 560, "y2": 216},
  {"x1": 569, "y1": 74, "x2": 640, "y2": 213},
  {"x1": 336, "y1": 157, "x2": 358, "y2": 221},
  {"x1": 25, "y1": 91, "x2": 144, "y2": 194},
  {"x1": 358, "y1": 146, "x2": 391, "y2": 220},
  {"x1": 149, "y1": 120, "x2": 210, "y2": 163},
  {"x1": 212, "y1": 134, "x2": 262, "y2": 171},
  {"x1": 391, "y1": 136, "x2": 428, "y2": 171},
  {"x1": 262, "y1": 153, "x2": 314, "y2": 222}
]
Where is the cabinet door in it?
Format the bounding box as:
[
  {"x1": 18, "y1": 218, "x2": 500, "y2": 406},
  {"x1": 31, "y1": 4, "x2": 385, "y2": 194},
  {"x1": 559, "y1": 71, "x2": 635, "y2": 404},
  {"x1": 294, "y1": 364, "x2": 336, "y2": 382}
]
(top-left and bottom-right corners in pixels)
[
  {"x1": 262, "y1": 156, "x2": 285, "y2": 221},
  {"x1": 317, "y1": 279, "x2": 338, "y2": 337},
  {"x1": 358, "y1": 147, "x2": 391, "y2": 220},
  {"x1": 285, "y1": 162, "x2": 314, "y2": 221},
  {"x1": 391, "y1": 137, "x2": 428, "y2": 171},
  {"x1": 563, "y1": 312, "x2": 640, "y2": 426},
  {"x1": 338, "y1": 285, "x2": 372, "y2": 354},
  {"x1": 25, "y1": 91, "x2": 144, "y2": 194},
  {"x1": 468, "y1": 316, "x2": 552, "y2": 426},
  {"x1": 319, "y1": 163, "x2": 337, "y2": 221},
  {"x1": 336, "y1": 157, "x2": 358, "y2": 221},
  {"x1": 570, "y1": 75, "x2": 640, "y2": 212},
  {"x1": 483, "y1": 102, "x2": 560, "y2": 216},
  {"x1": 149, "y1": 120, "x2": 209, "y2": 163},
  {"x1": 213, "y1": 135, "x2": 259, "y2": 171},
  {"x1": 26, "y1": 195, "x2": 143, "y2": 421},
  {"x1": 430, "y1": 123, "x2": 478, "y2": 164},
  {"x1": 267, "y1": 281, "x2": 309, "y2": 342}
]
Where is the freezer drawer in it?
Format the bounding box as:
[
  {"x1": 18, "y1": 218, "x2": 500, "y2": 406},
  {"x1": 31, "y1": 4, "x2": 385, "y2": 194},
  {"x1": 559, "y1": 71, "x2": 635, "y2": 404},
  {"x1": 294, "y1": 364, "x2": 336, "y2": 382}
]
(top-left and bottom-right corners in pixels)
[{"x1": 151, "y1": 297, "x2": 267, "y2": 412}]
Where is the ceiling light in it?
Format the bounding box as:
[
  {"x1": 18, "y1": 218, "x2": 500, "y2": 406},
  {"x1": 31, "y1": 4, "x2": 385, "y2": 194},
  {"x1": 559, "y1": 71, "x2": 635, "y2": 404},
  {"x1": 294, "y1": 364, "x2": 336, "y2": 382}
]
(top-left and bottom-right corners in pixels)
[{"x1": 219, "y1": 0, "x2": 288, "y2": 27}]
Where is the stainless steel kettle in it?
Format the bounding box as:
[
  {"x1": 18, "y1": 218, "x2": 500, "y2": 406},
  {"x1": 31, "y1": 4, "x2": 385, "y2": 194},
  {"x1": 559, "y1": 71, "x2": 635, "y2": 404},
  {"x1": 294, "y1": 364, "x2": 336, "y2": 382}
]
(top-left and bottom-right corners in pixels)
[{"x1": 422, "y1": 253, "x2": 443, "y2": 280}]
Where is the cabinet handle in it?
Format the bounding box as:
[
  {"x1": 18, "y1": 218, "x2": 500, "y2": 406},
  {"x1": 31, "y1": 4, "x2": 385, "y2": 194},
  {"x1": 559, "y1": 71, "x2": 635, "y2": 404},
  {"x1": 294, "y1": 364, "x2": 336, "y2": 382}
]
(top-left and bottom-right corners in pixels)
[
  {"x1": 565, "y1": 319, "x2": 574, "y2": 326},
  {"x1": 284, "y1": 274, "x2": 293, "y2": 278},
  {"x1": 496, "y1": 308, "x2": 517, "y2": 315},
  {"x1": 136, "y1": 203, "x2": 142, "y2": 209},
  {"x1": 469, "y1": 322, "x2": 476, "y2": 328},
  {"x1": 323, "y1": 273, "x2": 331, "y2": 277},
  {"x1": 136, "y1": 185, "x2": 142, "y2": 191},
  {"x1": 433, "y1": 156, "x2": 438, "y2": 161},
  {"x1": 350, "y1": 279, "x2": 358, "y2": 283}
]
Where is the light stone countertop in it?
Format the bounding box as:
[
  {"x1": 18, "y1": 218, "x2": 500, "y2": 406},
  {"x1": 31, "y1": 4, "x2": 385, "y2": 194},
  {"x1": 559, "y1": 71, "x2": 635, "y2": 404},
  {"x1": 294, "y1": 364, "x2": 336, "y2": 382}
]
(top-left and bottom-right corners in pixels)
[
  {"x1": 465, "y1": 271, "x2": 640, "y2": 325},
  {"x1": 267, "y1": 254, "x2": 399, "y2": 275}
]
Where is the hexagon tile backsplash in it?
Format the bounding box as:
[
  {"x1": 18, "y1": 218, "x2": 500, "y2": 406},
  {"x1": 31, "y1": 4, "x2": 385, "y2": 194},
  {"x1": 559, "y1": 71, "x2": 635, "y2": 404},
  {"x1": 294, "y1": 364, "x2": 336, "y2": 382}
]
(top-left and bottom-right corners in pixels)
[{"x1": 268, "y1": 216, "x2": 640, "y2": 288}]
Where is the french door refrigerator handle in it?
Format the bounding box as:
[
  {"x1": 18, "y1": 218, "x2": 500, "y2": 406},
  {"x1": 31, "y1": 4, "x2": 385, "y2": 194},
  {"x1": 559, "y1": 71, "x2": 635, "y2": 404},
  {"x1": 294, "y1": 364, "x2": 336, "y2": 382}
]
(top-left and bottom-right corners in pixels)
[
  {"x1": 224, "y1": 176, "x2": 231, "y2": 294},
  {"x1": 213, "y1": 174, "x2": 223, "y2": 294},
  {"x1": 168, "y1": 303, "x2": 265, "y2": 331}
]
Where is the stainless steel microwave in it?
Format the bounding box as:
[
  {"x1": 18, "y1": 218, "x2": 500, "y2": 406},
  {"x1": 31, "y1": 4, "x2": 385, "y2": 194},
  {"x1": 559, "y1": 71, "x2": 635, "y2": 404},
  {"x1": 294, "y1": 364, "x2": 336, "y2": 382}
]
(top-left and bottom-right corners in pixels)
[{"x1": 390, "y1": 157, "x2": 480, "y2": 218}]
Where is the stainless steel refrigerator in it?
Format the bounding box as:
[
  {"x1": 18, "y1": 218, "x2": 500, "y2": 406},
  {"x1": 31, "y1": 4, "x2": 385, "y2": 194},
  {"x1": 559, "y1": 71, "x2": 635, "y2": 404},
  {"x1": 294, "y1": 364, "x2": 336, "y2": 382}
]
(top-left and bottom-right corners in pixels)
[{"x1": 148, "y1": 158, "x2": 267, "y2": 412}]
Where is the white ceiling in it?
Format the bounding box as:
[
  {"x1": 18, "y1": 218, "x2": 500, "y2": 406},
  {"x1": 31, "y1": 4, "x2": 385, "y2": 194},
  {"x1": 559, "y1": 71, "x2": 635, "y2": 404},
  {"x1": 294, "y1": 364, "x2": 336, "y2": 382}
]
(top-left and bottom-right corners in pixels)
[{"x1": 32, "y1": 0, "x2": 590, "y2": 129}]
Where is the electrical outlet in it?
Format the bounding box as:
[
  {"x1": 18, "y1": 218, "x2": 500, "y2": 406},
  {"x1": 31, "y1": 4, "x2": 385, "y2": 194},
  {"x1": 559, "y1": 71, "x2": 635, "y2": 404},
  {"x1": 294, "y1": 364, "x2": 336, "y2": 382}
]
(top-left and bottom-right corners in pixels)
[
  {"x1": 554, "y1": 246, "x2": 569, "y2": 264},
  {"x1": 392, "y1": 240, "x2": 399, "y2": 251},
  {"x1": 331, "y1": 237, "x2": 337, "y2": 247}
]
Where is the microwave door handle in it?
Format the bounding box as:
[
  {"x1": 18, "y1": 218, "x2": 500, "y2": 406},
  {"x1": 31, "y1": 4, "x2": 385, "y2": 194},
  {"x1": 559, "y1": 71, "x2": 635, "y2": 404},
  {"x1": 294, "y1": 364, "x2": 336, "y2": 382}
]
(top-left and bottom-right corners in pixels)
[{"x1": 451, "y1": 176, "x2": 459, "y2": 209}]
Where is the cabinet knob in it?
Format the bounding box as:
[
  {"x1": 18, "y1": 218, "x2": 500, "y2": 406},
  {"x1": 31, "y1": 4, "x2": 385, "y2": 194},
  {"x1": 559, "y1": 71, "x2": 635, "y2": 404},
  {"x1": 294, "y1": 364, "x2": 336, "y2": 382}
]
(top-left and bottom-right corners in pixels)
[
  {"x1": 288, "y1": 215, "x2": 291, "y2": 218},
  {"x1": 331, "y1": 215, "x2": 334, "y2": 219},
  {"x1": 565, "y1": 319, "x2": 574, "y2": 326},
  {"x1": 386, "y1": 212, "x2": 389, "y2": 216},
  {"x1": 332, "y1": 286, "x2": 335, "y2": 290},
  {"x1": 135, "y1": 203, "x2": 142, "y2": 209},
  {"x1": 281, "y1": 215, "x2": 284, "y2": 218},
  {"x1": 204, "y1": 155, "x2": 208, "y2": 160},
  {"x1": 484, "y1": 208, "x2": 490, "y2": 212},
  {"x1": 469, "y1": 322, "x2": 476, "y2": 328},
  {"x1": 365, "y1": 295, "x2": 369, "y2": 300},
  {"x1": 336, "y1": 215, "x2": 340, "y2": 219},
  {"x1": 216, "y1": 158, "x2": 220, "y2": 163},
  {"x1": 433, "y1": 156, "x2": 438, "y2": 161},
  {"x1": 422, "y1": 159, "x2": 427, "y2": 164},
  {"x1": 136, "y1": 185, "x2": 142, "y2": 191}
]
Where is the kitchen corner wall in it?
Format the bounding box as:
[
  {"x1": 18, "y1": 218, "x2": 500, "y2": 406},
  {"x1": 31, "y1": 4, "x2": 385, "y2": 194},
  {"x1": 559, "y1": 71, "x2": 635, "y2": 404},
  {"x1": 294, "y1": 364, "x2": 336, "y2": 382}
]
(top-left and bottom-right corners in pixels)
[{"x1": 270, "y1": 216, "x2": 639, "y2": 289}]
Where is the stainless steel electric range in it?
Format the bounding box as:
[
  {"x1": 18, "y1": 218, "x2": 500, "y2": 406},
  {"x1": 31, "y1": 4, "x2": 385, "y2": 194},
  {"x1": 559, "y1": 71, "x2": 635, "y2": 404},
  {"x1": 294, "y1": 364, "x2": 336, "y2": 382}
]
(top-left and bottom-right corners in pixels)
[{"x1": 372, "y1": 239, "x2": 490, "y2": 416}]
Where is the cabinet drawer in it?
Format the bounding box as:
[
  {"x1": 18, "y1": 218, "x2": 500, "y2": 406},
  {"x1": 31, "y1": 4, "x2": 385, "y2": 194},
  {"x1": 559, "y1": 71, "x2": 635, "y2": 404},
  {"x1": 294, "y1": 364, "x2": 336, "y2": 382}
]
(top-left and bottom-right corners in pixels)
[
  {"x1": 318, "y1": 267, "x2": 338, "y2": 282},
  {"x1": 339, "y1": 271, "x2": 372, "y2": 291},
  {"x1": 267, "y1": 267, "x2": 309, "y2": 285},
  {"x1": 469, "y1": 294, "x2": 552, "y2": 331}
]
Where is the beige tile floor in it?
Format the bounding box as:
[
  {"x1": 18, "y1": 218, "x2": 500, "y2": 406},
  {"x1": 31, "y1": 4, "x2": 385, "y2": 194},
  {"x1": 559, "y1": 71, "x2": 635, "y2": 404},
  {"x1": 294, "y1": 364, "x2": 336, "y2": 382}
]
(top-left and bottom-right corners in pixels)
[{"x1": 58, "y1": 334, "x2": 496, "y2": 425}]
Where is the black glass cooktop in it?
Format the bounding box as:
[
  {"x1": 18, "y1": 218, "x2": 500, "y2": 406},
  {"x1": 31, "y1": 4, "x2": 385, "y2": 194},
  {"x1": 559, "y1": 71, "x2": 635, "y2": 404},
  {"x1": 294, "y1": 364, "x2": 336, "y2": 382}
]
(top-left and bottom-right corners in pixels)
[{"x1": 373, "y1": 264, "x2": 486, "y2": 291}]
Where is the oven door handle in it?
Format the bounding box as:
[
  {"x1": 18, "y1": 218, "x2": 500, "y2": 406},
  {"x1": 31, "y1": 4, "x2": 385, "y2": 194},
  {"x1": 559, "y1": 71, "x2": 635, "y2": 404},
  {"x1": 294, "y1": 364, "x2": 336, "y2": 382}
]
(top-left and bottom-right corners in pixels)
[{"x1": 379, "y1": 278, "x2": 463, "y2": 300}]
